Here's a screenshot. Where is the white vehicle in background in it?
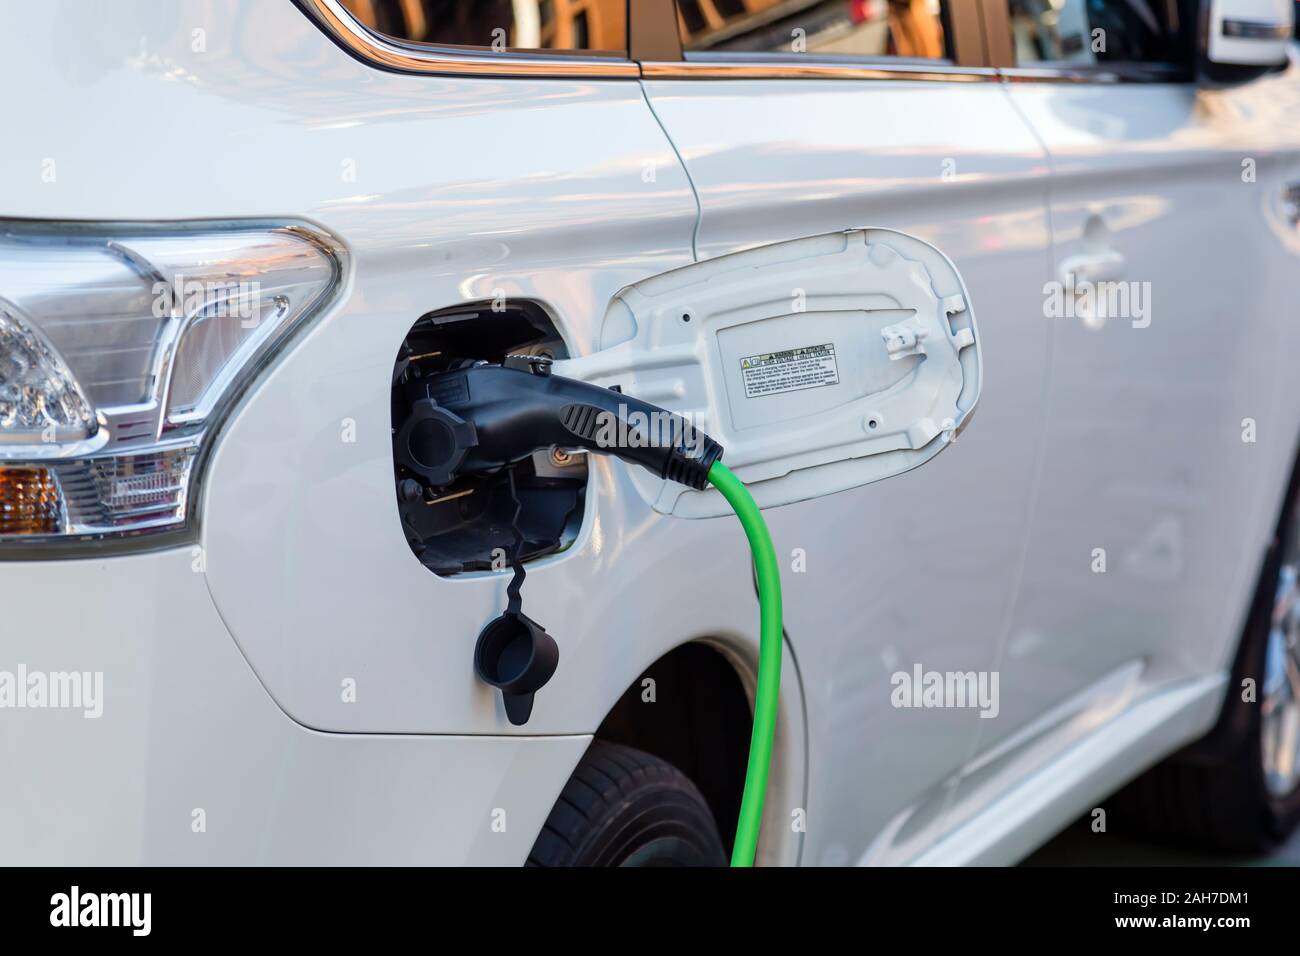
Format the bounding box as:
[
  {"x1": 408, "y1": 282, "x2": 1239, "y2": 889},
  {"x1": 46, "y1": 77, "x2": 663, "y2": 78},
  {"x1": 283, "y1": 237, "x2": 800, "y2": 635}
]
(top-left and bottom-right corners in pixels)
[{"x1": 1, "y1": 0, "x2": 1299, "y2": 866}]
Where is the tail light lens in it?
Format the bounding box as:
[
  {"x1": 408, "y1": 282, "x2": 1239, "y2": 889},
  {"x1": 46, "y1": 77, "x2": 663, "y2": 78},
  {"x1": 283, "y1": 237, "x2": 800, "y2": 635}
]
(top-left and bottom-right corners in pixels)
[
  {"x1": 0, "y1": 220, "x2": 344, "y2": 550},
  {"x1": 0, "y1": 466, "x2": 61, "y2": 535}
]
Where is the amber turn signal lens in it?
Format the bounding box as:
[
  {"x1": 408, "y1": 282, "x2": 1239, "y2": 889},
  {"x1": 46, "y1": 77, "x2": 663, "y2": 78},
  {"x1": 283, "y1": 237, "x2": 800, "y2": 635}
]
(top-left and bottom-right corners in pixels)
[{"x1": 0, "y1": 466, "x2": 62, "y2": 535}]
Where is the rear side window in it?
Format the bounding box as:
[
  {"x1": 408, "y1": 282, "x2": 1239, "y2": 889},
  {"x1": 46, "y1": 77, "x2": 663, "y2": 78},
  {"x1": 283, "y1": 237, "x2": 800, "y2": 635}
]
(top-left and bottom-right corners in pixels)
[
  {"x1": 1009, "y1": 0, "x2": 1193, "y2": 66},
  {"x1": 674, "y1": 0, "x2": 952, "y2": 60},
  {"x1": 338, "y1": 0, "x2": 628, "y2": 53}
]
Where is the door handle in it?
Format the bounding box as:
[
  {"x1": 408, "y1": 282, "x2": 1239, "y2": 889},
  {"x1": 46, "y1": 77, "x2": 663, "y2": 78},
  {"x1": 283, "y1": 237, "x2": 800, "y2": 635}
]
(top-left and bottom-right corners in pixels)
[{"x1": 1058, "y1": 248, "x2": 1125, "y2": 290}]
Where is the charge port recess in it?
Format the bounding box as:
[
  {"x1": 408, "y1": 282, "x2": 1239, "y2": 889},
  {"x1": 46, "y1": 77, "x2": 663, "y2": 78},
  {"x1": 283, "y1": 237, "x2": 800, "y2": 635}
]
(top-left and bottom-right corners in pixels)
[{"x1": 391, "y1": 302, "x2": 586, "y2": 576}]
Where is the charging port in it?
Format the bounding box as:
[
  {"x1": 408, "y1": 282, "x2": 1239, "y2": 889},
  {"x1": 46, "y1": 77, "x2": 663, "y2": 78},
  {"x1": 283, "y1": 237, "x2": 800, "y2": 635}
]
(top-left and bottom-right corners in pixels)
[{"x1": 391, "y1": 301, "x2": 586, "y2": 576}]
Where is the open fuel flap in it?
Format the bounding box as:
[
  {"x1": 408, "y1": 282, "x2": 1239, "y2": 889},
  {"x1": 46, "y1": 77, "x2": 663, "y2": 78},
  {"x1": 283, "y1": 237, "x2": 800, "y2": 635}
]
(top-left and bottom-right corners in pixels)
[
  {"x1": 384, "y1": 227, "x2": 982, "y2": 725},
  {"x1": 553, "y1": 228, "x2": 981, "y2": 518}
]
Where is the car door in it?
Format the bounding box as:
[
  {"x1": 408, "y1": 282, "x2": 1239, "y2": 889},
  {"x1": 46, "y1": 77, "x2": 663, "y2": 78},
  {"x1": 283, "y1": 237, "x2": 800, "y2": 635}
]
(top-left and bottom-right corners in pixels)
[
  {"x1": 639, "y1": 0, "x2": 1054, "y2": 863},
  {"x1": 938, "y1": 0, "x2": 1300, "y2": 849}
]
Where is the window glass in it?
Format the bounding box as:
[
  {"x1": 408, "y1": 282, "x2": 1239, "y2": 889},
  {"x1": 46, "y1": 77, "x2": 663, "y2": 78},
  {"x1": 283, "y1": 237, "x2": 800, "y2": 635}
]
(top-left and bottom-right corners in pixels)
[
  {"x1": 1010, "y1": 0, "x2": 1190, "y2": 66},
  {"x1": 338, "y1": 0, "x2": 627, "y2": 53},
  {"x1": 675, "y1": 0, "x2": 951, "y2": 59}
]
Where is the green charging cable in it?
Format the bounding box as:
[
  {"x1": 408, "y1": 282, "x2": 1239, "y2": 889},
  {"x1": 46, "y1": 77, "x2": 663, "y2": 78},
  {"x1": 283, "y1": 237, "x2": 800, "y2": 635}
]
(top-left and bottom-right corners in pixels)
[{"x1": 706, "y1": 460, "x2": 783, "y2": 868}]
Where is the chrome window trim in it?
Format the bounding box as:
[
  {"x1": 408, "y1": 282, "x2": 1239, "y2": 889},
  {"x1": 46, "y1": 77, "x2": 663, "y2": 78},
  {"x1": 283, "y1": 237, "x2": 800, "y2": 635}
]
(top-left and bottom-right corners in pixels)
[
  {"x1": 641, "y1": 59, "x2": 1000, "y2": 81},
  {"x1": 999, "y1": 63, "x2": 1193, "y2": 84},
  {"x1": 295, "y1": 0, "x2": 1186, "y2": 85},
  {"x1": 294, "y1": 0, "x2": 640, "y2": 78}
]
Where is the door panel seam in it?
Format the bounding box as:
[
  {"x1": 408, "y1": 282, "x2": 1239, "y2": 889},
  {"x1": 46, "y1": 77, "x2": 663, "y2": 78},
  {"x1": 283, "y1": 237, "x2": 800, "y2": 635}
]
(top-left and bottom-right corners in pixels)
[{"x1": 638, "y1": 79, "x2": 702, "y2": 262}]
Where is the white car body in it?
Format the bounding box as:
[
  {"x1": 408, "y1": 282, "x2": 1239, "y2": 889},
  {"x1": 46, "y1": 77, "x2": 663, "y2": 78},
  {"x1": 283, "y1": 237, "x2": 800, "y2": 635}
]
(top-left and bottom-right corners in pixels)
[{"x1": 3, "y1": 0, "x2": 1300, "y2": 865}]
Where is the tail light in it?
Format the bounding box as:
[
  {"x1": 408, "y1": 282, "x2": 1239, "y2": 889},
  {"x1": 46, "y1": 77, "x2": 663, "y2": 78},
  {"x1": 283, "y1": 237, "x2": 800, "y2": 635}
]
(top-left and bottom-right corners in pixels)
[{"x1": 0, "y1": 220, "x2": 345, "y2": 551}]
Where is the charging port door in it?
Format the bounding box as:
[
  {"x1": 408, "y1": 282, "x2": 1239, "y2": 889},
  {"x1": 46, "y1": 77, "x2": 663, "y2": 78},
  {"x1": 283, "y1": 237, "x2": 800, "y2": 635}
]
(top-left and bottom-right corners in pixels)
[{"x1": 553, "y1": 228, "x2": 981, "y2": 517}]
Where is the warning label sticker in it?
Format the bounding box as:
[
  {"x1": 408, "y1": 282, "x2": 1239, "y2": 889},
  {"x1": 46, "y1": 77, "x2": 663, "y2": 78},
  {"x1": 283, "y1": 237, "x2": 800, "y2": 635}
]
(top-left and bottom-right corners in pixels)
[{"x1": 740, "y1": 343, "x2": 840, "y2": 398}]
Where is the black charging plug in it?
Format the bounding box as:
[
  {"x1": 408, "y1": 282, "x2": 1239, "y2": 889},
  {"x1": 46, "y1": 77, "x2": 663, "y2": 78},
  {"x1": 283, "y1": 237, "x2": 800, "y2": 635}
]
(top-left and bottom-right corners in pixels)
[{"x1": 394, "y1": 356, "x2": 723, "y2": 494}]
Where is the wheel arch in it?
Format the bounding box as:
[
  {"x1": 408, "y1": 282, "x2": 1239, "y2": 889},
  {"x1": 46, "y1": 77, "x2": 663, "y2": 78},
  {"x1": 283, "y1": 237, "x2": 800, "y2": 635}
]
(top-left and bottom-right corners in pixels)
[{"x1": 593, "y1": 636, "x2": 808, "y2": 865}]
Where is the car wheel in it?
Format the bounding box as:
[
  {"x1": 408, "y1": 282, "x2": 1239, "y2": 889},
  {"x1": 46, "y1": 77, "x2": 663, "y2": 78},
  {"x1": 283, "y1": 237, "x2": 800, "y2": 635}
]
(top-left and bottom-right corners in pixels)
[
  {"x1": 527, "y1": 741, "x2": 728, "y2": 867},
  {"x1": 1115, "y1": 467, "x2": 1300, "y2": 852}
]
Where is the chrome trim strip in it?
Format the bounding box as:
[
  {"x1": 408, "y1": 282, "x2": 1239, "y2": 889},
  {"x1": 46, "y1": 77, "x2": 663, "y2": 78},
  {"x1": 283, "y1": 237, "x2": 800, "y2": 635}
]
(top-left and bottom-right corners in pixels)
[
  {"x1": 999, "y1": 64, "x2": 1191, "y2": 84},
  {"x1": 999, "y1": 67, "x2": 1122, "y2": 83},
  {"x1": 296, "y1": 0, "x2": 640, "y2": 78},
  {"x1": 641, "y1": 60, "x2": 999, "y2": 81}
]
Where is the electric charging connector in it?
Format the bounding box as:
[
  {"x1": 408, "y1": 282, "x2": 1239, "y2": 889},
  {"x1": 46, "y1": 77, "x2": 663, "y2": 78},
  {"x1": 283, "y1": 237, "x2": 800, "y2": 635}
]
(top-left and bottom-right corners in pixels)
[{"x1": 397, "y1": 357, "x2": 780, "y2": 866}]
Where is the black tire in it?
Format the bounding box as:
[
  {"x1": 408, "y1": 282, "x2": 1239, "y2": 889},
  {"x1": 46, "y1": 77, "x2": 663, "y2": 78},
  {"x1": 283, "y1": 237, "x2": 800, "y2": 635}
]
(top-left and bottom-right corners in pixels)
[
  {"x1": 527, "y1": 741, "x2": 727, "y2": 867},
  {"x1": 1113, "y1": 462, "x2": 1300, "y2": 852}
]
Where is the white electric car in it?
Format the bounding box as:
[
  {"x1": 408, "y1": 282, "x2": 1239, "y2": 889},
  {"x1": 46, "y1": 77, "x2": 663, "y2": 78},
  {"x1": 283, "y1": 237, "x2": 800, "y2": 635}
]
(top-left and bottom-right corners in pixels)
[{"x1": 3, "y1": 0, "x2": 1300, "y2": 866}]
